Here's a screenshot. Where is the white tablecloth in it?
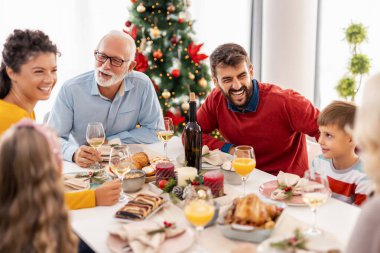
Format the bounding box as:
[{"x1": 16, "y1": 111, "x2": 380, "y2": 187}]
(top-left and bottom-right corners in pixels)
[{"x1": 65, "y1": 137, "x2": 360, "y2": 253}]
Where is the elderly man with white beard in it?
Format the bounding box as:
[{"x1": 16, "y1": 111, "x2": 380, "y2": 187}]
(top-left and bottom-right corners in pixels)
[{"x1": 48, "y1": 31, "x2": 163, "y2": 168}]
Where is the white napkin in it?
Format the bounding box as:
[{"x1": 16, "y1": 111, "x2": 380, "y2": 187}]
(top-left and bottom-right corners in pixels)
[
  {"x1": 202, "y1": 145, "x2": 230, "y2": 166},
  {"x1": 98, "y1": 138, "x2": 122, "y2": 159},
  {"x1": 109, "y1": 223, "x2": 165, "y2": 253},
  {"x1": 270, "y1": 171, "x2": 309, "y2": 200},
  {"x1": 62, "y1": 174, "x2": 90, "y2": 191}
]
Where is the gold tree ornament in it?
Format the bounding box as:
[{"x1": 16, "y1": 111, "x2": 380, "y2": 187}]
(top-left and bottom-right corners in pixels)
[
  {"x1": 198, "y1": 78, "x2": 207, "y2": 88},
  {"x1": 137, "y1": 3, "x2": 146, "y2": 13},
  {"x1": 181, "y1": 102, "x2": 190, "y2": 111},
  {"x1": 150, "y1": 26, "x2": 161, "y2": 39},
  {"x1": 167, "y1": 3, "x2": 176, "y2": 12},
  {"x1": 188, "y1": 72, "x2": 195, "y2": 80},
  {"x1": 162, "y1": 89, "x2": 171, "y2": 99}
]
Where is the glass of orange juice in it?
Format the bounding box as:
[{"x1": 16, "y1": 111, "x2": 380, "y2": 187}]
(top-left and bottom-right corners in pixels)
[
  {"x1": 184, "y1": 186, "x2": 215, "y2": 253},
  {"x1": 232, "y1": 145, "x2": 256, "y2": 196}
]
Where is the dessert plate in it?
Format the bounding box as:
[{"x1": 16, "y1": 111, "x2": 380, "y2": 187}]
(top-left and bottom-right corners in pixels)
[
  {"x1": 107, "y1": 221, "x2": 194, "y2": 253},
  {"x1": 259, "y1": 180, "x2": 307, "y2": 206}
]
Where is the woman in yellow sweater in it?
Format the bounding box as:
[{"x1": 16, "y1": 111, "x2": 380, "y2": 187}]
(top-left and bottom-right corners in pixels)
[{"x1": 0, "y1": 29, "x2": 121, "y2": 209}]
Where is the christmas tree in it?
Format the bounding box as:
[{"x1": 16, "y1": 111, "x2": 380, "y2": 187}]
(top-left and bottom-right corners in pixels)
[{"x1": 124, "y1": 0, "x2": 212, "y2": 134}]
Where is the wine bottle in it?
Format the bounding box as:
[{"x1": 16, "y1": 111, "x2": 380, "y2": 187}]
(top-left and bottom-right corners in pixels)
[{"x1": 183, "y1": 92, "x2": 202, "y2": 173}]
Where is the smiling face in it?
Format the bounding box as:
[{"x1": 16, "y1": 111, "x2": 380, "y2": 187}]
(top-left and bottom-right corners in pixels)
[
  {"x1": 318, "y1": 124, "x2": 354, "y2": 160},
  {"x1": 7, "y1": 52, "x2": 57, "y2": 102},
  {"x1": 213, "y1": 61, "x2": 254, "y2": 109},
  {"x1": 94, "y1": 35, "x2": 136, "y2": 88}
]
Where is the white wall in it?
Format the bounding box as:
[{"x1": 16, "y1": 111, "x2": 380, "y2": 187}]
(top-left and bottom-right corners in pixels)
[{"x1": 261, "y1": 0, "x2": 318, "y2": 102}]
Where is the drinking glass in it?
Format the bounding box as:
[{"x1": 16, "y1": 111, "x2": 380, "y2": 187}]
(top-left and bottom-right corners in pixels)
[
  {"x1": 109, "y1": 145, "x2": 131, "y2": 202},
  {"x1": 231, "y1": 145, "x2": 256, "y2": 196},
  {"x1": 156, "y1": 117, "x2": 174, "y2": 159},
  {"x1": 301, "y1": 170, "x2": 331, "y2": 236},
  {"x1": 184, "y1": 186, "x2": 215, "y2": 253},
  {"x1": 86, "y1": 122, "x2": 105, "y2": 169}
]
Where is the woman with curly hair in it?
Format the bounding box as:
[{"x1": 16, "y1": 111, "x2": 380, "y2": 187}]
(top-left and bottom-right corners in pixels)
[
  {"x1": 0, "y1": 29, "x2": 121, "y2": 210},
  {"x1": 0, "y1": 29, "x2": 59, "y2": 135},
  {"x1": 0, "y1": 119, "x2": 78, "y2": 253}
]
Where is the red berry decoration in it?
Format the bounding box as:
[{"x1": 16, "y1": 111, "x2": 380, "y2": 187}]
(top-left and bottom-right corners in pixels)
[
  {"x1": 125, "y1": 20, "x2": 132, "y2": 27},
  {"x1": 170, "y1": 35, "x2": 178, "y2": 45},
  {"x1": 171, "y1": 69, "x2": 180, "y2": 78},
  {"x1": 159, "y1": 179, "x2": 168, "y2": 189},
  {"x1": 178, "y1": 18, "x2": 184, "y2": 24},
  {"x1": 153, "y1": 50, "x2": 163, "y2": 59},
  {"x1": 284, "y1": 186, "x2": 292, "y2": 192},
  {"x1": 130, "y1": 0, "x2": 137, "y2": 3}
]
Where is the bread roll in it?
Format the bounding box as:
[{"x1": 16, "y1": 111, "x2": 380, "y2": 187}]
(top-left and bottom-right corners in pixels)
[{"x1": 131, "y1": 152, "x2": 150, "y2": 169}]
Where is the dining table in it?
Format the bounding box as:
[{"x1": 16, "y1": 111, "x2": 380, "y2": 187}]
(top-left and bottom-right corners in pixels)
[{"x1": 64, "y1": 136, "x2": 361, "y2": 253}]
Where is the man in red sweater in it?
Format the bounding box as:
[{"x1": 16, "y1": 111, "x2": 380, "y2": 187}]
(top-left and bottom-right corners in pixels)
[{"x1": 198, "y1": 43, "x2": 319, "y2": 176}]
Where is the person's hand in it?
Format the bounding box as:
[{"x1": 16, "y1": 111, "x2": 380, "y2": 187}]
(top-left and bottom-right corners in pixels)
[
  {"x1": 229, "y1": 146, "x2": 236, "y2": 155},
  {"x1": 94, "y1": 180, "x2": 121, "y2": 206},
  {"x1": 73, "y1": 145, "x2": 102, "y2": 168},
  {"x1": 230, "y1": 243, "x2": 256, "y2": 253}
]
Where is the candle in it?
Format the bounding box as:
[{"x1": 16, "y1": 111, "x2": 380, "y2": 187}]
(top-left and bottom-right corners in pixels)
[
  {"x1": 155, "y1": 162, "x2": 175, "y2": 185},
  {"x1": 176, "y1": 167, "x2": 198, "y2": 187},
  {"x1": 203, "y1": 170, "x2": 224, "y2": 198}
]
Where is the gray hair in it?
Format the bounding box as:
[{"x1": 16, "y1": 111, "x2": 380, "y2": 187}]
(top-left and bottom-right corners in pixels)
[
  {"x1": 97, "y1": 30, "x2": 136, "y2": 60},
  {"x1": 354, "y1": 72, "x2": 380, "y2": 187}
]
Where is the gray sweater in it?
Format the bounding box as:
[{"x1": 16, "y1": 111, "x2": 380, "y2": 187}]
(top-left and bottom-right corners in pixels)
[{"x1": 346, "y1": 195, "x2": 380, "y2": 253}]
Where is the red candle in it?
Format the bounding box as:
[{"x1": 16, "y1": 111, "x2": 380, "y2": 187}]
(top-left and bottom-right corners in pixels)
[
  {"x1": 155, "y1": 162, "x2": 175, "y2": 185},
  {"x1": 203, "y1": 171, "x2": 224, "y2": 198}
]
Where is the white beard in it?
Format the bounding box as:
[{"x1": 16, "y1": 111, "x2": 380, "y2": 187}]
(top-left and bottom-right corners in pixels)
[{"x1": 95, "y1": 67, "x2": 127, "y2": 87}]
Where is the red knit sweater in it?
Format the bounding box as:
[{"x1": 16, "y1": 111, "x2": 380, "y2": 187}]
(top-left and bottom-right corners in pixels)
[{"x1": 197, "y1": 81, "x2": 319, "y2": 177}]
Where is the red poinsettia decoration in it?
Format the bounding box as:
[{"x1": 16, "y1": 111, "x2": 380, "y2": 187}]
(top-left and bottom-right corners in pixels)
[
  {"x1": 188, "y1": 42, "x2": 208, "y2": 64},
  {"x1": 123, "y1": 25, "x2": 138, "y2": 40},
  {"x1": 134, "y1": 52, "x2": 148, "y2": 73},
  {"x1": 165, "y1": 110, "x2": 185, "y2": 126}
]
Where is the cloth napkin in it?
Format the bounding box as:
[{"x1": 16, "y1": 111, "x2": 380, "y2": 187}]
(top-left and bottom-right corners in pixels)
[
  {"x1": 202, "y1": 145, "x2": 230, "y2": 166},
  {"x1": 109, "y1": 223, "x2": 165, "y2": 253},
  {"x1": 62, "y1": 174, "x2": 90, "y2": 191},
  {"x1": 270, "y1": 171, "x2": 309, "y2": 200}
]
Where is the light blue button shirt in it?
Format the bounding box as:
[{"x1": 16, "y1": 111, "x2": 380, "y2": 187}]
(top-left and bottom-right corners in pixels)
[{"x1": 48, "y1": 70, "x2": 164, "y2": 162}]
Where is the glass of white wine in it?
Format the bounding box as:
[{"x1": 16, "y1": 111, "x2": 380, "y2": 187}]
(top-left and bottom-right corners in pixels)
[
  {"x1": 231, "y1": 146, "x2": 256, "y2": 197},
  {"x1": 184, "y1": 186, "x2": 215, "y2": 253},
  {"x1": 109, "y1": 145, "x2": 131, "y2": 202},
  {"x1": 86, "y1": 122, "x2": 105, "y2": 169},
  {"x1": 156, "y1": 117, "x2": 174, "y2": 160},
  {"x1": 301, "y1": 170, "x2": 331, "y2": 236}
]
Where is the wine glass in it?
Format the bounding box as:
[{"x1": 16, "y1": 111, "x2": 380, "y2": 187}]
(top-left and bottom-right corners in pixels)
[
  {"x1": 231, "y1": 145, "x2": 256, "y2": 196},
  {"x1": 301, "y1": 170, "x2": 331, "y2": 236},
  {"x1": 156, "y1": 117, "x2": 174, "y2": 160},
  {"x1": 86, "y1": 122, "x2": 105, "y2": 169},
  {"x1": 109, "y1": 145, "x2": 131, "y2": 202},
  {"x1": 184, "y1": 186, "x2": 215, "y2": 253}
]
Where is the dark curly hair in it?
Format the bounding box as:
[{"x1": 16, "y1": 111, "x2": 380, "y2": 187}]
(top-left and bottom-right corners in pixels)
[
  {"x1": 0, "y1": 29, "x2": 59, "y2": 99},
  {"x1": 210, "y1": 43, "x2": 251, "y2": 78}
]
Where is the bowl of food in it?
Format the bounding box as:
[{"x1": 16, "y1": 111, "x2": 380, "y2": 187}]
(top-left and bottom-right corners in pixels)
[
  {"x1": 221, "y1": 161, "x2": 242, "y2": 185},
  {"x1": 123, "y1": 170, "x2": 146, "y2": 193},
  {"x1": 218, "y1": 194, "x2": 285, "y2": 243}
]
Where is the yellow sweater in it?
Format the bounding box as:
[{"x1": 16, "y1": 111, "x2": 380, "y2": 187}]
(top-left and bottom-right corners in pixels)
[
  {"x1": 0, "y1": 99, "x2": 35, "y2": 135},
  {"x1": 0, "y1": 99, "x2": 96, "y2": 209}
]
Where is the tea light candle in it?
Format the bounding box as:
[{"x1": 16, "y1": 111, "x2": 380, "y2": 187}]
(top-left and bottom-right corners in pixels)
[
  {"x1": 203, "y1": 170, "x2": 224, "y2": 198},
  {"x1": 176, "y1": 167, "x2": 197, "y2": 187}
]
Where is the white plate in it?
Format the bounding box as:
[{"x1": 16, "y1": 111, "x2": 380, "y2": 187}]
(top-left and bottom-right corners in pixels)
[
  {"x1": 107, "y1": 222, "x2": 194, "y2": 253},
  {"x1": 176, "y1": 153, "x2": 232, "y2": 169},
  {"x1": 257, "y1": 234, "x2": 343, "y2": 253}
]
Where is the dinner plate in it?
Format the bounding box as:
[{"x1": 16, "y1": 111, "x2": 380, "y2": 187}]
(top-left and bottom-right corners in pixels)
[
  {"x1": 257, "y1": 234, "x2": 343, "y2": 253},
  {"x1": 259, "y1": 180, "x2": 307, "y2": 206},
  {"x1": 176, "y1": 153, "x2": 232, "y2": 169},
  {"x1": 106, "y1": 222, "x2": 194, "y2": 253}
]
